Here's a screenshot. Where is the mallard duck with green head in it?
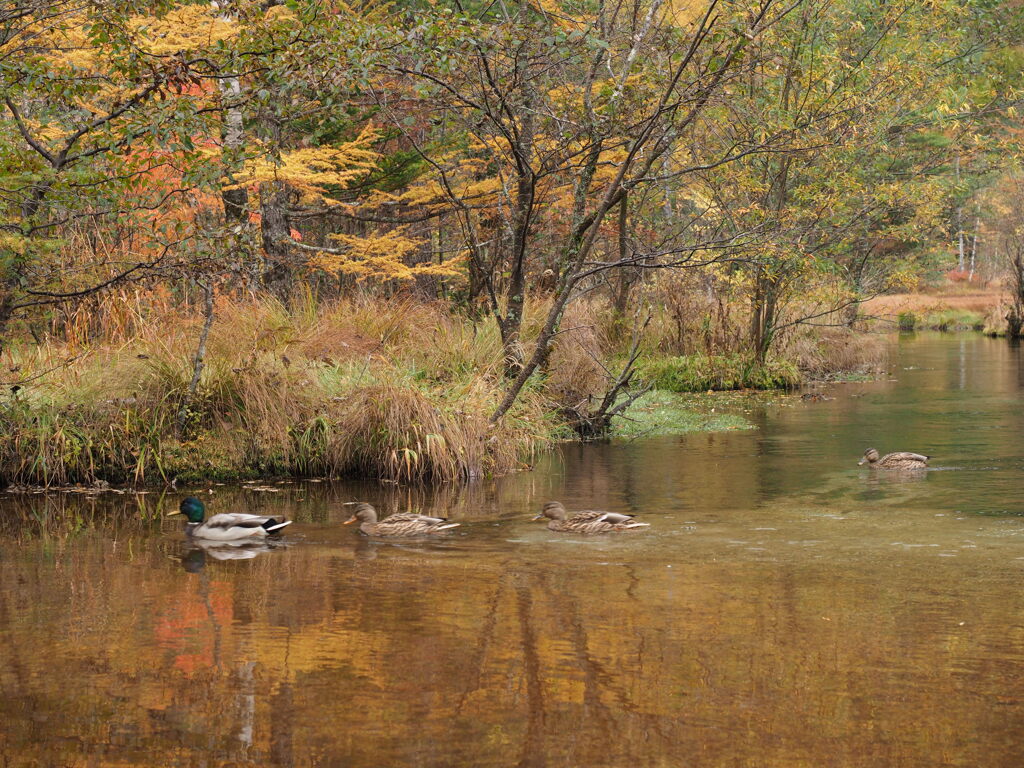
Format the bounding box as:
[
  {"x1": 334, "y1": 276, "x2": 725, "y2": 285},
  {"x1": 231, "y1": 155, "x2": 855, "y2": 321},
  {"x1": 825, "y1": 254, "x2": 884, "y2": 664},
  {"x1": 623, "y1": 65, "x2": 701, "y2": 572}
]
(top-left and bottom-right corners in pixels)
[
  {"x1": 343, "y1": 502, "x2": 460, "y2": 537},
  {"x1": 858, "y1": 448, "x2": 930, "y2": 470},
  {"x1": 168, "y1": 497, "x2": 292, "y2": 542},
  {"x1": 534, "y1": 501, "x2": 649, "y2": 533}
]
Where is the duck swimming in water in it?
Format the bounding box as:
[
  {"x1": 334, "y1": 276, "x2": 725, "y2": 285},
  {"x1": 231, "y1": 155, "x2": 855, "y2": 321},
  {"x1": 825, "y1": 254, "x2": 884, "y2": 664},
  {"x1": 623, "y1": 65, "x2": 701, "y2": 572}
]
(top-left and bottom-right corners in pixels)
[
  {"x1": 167, "y1": 497, "x2": 291, "y2": 542},
  {"x1": 534, "y1": 501, "x2": 649, "y2": 533},
  {"x1": 858, "y1": 448, "x2": 930, "y2": 470},
  {"x1": 343, "y1": 502, "x2": 460, "y2": 537}
]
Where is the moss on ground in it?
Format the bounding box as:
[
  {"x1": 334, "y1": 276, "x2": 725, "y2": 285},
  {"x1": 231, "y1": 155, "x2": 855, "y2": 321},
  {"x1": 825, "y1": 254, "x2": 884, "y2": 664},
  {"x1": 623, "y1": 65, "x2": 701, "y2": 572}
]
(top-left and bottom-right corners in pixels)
[{"x1": 611, "y1": 390, "x2": 756, "y2": 438}]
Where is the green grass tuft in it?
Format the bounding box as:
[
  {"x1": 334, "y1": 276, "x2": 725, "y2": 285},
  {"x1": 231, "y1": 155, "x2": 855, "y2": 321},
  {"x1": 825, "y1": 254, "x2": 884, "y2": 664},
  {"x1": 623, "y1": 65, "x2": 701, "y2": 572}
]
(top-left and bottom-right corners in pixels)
[
  {"x1": 918, "y1": 308, "x2": 986, "y2": 331},
  {"x1": 637, "y1": 353, "x2": 800, "y2": 393}
]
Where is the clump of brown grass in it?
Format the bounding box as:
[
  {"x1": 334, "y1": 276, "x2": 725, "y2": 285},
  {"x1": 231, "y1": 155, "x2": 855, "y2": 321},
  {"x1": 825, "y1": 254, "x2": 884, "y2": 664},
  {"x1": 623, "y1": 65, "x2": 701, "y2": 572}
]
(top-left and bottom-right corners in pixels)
[
  {"x1": 785, "y1": 327, "x2": 888, "y2": 379},
  {"x1": 982, "y1": 304, "x2": 1010, "y2": 336},
  {"x1": 543, "y1": 300, "x2": 613, "y2": 410},
  {"x1": 641, "y1": 272, "x2": 747, "y2": 357},
  {"x1": 320, "y1": 380, "x2": 539, "y2": 481}
]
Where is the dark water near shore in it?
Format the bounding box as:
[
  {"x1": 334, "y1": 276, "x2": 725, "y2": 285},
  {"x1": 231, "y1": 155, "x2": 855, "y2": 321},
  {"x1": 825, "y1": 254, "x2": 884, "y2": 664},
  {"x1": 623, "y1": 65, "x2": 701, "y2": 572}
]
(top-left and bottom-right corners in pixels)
[{"x1": 2, "y1": 333, "x2": 1023, "y2": 767}]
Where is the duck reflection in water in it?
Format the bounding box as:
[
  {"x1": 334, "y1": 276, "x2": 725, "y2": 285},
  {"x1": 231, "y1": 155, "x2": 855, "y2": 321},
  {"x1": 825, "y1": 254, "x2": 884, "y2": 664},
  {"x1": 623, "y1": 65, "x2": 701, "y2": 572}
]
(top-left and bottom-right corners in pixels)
[
  {"x1": 864, "y1": 466, "x2": 929, "y2": 487},
  {"x1": 179, "y1": 539, "x2": 280, "y2": 572}
]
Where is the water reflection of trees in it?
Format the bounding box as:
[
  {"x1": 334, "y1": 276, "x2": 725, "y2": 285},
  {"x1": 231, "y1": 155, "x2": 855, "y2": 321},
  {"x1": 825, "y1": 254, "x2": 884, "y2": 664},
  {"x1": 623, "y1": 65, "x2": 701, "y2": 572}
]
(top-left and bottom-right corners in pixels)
[{"x1": 4, "y1": 532, "x2": 1024, "y2": 765}]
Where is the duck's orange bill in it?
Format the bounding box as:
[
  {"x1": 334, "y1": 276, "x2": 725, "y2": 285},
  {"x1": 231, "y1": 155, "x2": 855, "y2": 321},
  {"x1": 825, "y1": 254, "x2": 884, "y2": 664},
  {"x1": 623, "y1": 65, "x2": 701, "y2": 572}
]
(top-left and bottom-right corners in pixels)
[{"x1": 343, "y1": 516, "x2": 357, "y2": 525}]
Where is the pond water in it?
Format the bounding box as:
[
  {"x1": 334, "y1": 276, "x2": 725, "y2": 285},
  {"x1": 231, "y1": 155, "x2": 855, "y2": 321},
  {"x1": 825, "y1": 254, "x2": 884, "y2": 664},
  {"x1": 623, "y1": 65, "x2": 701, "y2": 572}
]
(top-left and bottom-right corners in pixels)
[{"x1": 1, "y1": 333, "x2": 1023, "y2": 767}]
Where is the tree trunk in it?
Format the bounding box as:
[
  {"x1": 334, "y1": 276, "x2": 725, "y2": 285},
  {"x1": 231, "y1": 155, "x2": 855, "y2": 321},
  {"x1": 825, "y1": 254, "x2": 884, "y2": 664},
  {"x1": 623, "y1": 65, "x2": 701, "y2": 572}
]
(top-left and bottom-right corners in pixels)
[
  {"x1": 260, "y1": 181, "x2": 292, "y2": 298},
  {"x1": 499, "y1": 173, "x2": 531, "y2": 375},
  {"x1": 968, "y1": 215, "x2": 979, "y2": 281},
  {"x1": 497, "y1": 147, "x2": 535, "y2": 377},
  {"x1": 955, "y1": 155, "x2": 964, "y2": 272},
  {"x1": 494, "y1": 4, "x2": 537, "y2": 377},
  {"x1": 612, "y1": 194, "x2": 634, "y2": 317},
  {"x1": 222, "y1": 187, "x2": 248, "y2": 223},
  {"x1": 1009, "y1": 250, "x2": 1024, "y2": 338},
  {"x1": 219, "y1": 78, "x2": 247, "y2": 221},
  {"x1": 177, "y1": 281, "x2": 215, "y2": 437},
  {"x1": 749, "y1": 276, "x2": 764, "y2": 359},
  {"x1": 211, "y1": 3, "x2": 248, "y2": 223},
  {"x1": 749, "y1": 270, "x2": 778, "y2": 363}
]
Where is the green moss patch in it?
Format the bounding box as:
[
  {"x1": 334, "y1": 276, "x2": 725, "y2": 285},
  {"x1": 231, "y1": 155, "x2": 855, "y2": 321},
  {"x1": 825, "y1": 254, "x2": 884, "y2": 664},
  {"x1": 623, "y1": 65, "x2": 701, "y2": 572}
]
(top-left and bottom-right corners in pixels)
[{"x1": 611, "y1": 390, "x2": 756, "y2": 438}]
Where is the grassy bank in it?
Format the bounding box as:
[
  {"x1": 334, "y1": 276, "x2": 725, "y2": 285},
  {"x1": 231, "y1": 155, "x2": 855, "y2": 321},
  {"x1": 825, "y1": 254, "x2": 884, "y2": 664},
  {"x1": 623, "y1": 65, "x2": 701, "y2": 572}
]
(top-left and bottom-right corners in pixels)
[
  {"x1": 0, "y1": 294, "x2": 885, "y2": 487},
  {"x1": 863, "y1": 289, "x2": 1000, "y2": 332},
  {"x1": 894, "y1": 308, "x2": 987, "y2": 331},
  {"x1": 1, "y1": 295, "x2": 559, "y2": 486},
  {"x1": 635, "y1": 326, "x2": 885, "y2": 391},
  {"x1": 638, "y1": 353, "x2": 799, "y2": 392}
]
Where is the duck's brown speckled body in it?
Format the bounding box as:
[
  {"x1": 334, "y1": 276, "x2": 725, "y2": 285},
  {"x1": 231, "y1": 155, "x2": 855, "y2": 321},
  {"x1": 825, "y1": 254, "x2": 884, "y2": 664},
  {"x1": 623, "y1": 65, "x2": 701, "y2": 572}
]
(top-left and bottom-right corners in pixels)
[
  {"x1": 535, "y1": 501, "x2": 649, "y2": 534},
  {"x1": 344, "y1": 503, "x2": 459, "y2": 537},
  {"x1": 858, "y1": 448, "x2": 930, "y2": 470}
]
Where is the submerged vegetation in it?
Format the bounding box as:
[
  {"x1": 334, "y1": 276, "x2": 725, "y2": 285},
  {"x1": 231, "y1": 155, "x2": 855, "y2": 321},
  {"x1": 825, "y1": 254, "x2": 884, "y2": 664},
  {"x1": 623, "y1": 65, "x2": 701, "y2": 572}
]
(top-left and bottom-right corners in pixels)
[{"x1": 0, "y1": 0, "x2": 1021, "y2": 484}]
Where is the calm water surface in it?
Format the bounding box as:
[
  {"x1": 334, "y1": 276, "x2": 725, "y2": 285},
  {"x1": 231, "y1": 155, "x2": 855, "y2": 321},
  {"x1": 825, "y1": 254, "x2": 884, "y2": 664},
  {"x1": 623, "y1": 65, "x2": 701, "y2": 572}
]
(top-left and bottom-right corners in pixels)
[{"x1": 2, "y1": 333, "x2": 1023, "y2": 767}]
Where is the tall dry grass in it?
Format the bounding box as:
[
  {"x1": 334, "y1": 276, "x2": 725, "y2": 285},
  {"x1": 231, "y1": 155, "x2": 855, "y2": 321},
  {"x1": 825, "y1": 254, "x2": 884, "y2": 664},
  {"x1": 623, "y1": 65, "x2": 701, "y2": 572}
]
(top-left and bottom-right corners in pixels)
[
  {"x1": 784, "y1": 327, "x2": 887, "y2": 379},
  {"x1": 631, "y1": 273, "x2": 887, "y2": 386},
  {"x1": 543, "y1": 300, "x2": 615, "y2": 410},
  {"x1": 0, "y1": 293, "x2": 554, "y2": 486}
]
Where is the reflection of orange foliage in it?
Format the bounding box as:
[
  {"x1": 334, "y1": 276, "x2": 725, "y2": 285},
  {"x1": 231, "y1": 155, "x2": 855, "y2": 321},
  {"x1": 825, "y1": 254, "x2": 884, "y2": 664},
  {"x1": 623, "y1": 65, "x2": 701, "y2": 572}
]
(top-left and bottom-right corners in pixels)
[{"x1": 153, "y1": 581, "x2": 234, "y2": 675}]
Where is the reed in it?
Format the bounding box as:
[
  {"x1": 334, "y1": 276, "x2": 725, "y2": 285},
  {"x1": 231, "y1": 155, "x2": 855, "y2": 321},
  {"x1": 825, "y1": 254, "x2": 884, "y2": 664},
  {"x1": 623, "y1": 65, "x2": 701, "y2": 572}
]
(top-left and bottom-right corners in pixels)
[{"x1": 784, "y1": 327, "x2": 888, "y2": 380}]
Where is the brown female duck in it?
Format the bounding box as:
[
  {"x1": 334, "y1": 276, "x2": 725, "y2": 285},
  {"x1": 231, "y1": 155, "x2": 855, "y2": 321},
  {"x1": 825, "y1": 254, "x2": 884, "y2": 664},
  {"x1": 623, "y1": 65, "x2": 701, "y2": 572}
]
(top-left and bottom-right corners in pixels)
[
  {"x1": 534, "y1": 501, "x2": 649, "y2": 534},
  {"x1": 858, "y1": 448, "x2": 930, "y2": 469},
  {"x1": 343, "y1": 502, "x2": 460, "y2": 537}
]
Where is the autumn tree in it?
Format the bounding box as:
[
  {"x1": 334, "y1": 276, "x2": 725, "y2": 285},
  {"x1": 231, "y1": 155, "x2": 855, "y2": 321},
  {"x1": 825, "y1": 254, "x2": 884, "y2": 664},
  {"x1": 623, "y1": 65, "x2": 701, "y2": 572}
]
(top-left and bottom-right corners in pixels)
[
  {"x1": 982, "y1": 172, "x2": 1024, "y2": 337},
  {"x1": 695, "y1": 0, "x2": 1024, "y2": 361},
  {"x1": 0, "y1": 0, "x2": 223, "y2": 346},
  {"x1": 0, "y1": 0, "x2": 460, "y2": 353},
  {"x1": 367, "y1": 0, "x2": 795, "y2": 425}
]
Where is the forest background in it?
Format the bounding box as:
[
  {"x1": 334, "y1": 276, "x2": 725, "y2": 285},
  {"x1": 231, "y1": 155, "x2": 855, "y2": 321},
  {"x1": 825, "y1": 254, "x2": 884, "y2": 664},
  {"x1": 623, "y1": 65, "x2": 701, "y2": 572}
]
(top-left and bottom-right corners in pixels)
[{"x1": 2, "y1": 0, "x2": 1024, "y2": 486}]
